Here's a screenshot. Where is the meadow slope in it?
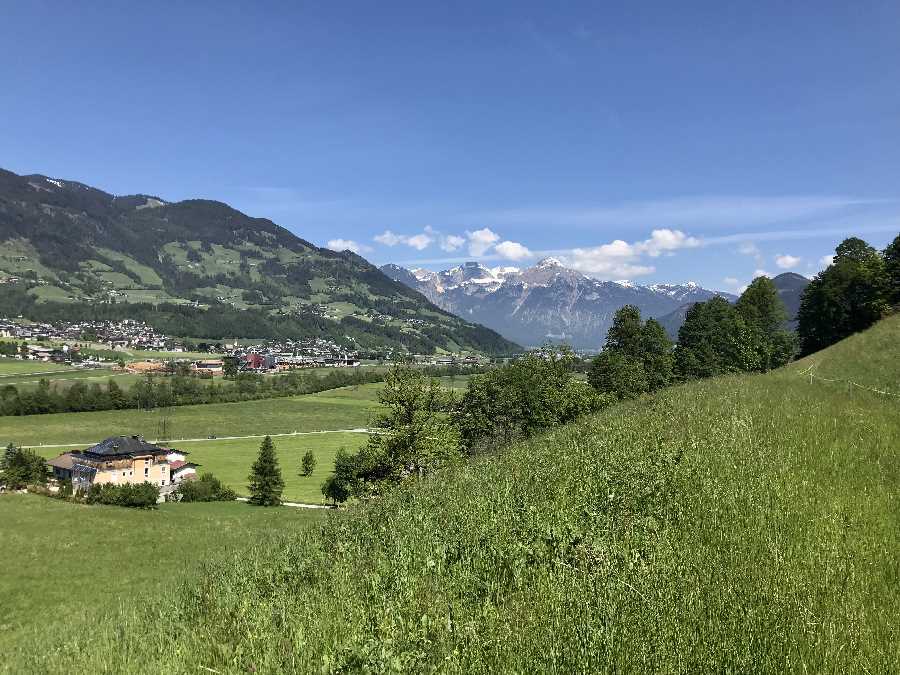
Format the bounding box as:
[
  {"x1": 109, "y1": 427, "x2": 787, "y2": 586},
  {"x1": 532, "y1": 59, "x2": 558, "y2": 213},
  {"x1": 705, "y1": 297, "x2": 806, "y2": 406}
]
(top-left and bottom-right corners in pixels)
[{"x1": 9, "y1": 317, "x2": 900, "y2": 673}]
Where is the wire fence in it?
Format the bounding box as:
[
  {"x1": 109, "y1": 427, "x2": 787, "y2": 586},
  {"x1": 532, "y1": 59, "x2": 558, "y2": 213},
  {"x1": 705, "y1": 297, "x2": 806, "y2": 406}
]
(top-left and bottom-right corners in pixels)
[{"x1": 795, "y1": 362, "x2": 900, "y2": 398}]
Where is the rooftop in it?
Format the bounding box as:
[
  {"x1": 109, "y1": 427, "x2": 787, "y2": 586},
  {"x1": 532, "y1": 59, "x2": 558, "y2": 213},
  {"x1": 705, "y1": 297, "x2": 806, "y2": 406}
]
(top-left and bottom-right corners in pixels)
[{"x1": 83, "y1": 436, "x2": 169, "y2": 458}]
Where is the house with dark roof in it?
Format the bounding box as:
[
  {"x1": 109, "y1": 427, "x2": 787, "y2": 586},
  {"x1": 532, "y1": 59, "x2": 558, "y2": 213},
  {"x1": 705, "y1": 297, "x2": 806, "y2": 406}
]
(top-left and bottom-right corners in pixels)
[{"x1": 47, "y1": 436, "x2": 174, "y2": 493}]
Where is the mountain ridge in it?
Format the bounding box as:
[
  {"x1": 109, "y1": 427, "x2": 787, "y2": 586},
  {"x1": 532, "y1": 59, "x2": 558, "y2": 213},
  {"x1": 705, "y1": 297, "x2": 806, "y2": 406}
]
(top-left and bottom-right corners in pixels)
[
  {"x1": 382, "y1": 258, "x2": 739, "y2": 348},
  {"x1": 0, "y1": 168, "x2": 518, "y2": 355}
]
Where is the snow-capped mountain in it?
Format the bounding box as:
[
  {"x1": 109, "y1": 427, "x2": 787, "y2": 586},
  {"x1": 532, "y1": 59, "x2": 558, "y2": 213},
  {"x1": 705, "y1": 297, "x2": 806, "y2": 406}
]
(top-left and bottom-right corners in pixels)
[{"x1": 381, "y1": 258, "x2": 737, "y2": 348}]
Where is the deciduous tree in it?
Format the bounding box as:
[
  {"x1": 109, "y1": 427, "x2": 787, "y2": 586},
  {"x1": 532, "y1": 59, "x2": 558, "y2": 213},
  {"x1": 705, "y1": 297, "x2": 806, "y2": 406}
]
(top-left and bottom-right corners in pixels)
[{"x1": 797, "y1": 237, "x2": 888, "y2": 354}]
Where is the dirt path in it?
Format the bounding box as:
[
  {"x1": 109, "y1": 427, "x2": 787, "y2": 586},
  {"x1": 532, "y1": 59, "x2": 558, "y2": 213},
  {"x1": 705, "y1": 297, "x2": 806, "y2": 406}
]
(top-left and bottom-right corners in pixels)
[{"x1": 22, "y1": 428, "x2": 373, "y2": 450}]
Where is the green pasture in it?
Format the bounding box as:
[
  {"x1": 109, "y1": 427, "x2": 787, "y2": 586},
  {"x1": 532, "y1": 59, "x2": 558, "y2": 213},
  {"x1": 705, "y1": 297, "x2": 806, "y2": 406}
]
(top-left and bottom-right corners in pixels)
[
  {"x1": 0, "y1": 359, "x2": 77, "y2": 376},
  {"x1": 177, "y1": 432, "x2": 369, "y2": 503},
  {"x1": 0, "y1": 384, "x2": 383, "y2": 447},
  {"x1": 0, "y1": 495, "x2": 323, "y2": 653}
]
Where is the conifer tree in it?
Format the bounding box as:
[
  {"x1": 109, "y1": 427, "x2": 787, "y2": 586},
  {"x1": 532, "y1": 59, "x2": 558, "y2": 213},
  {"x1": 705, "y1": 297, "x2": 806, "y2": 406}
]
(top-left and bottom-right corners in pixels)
[
  {"x1": 1, "y1": 442, "x2": 18, "y2": 470},
  {"x1": 248, "y1": 436, "x2": 284, "y2": 506}
]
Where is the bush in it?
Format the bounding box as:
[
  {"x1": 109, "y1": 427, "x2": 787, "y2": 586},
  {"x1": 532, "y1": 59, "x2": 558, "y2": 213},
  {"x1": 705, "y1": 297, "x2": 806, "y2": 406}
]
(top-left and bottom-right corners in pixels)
[
  {"x1": 588, "y1": 351, "x2": 649, "y2": 399},
  {"x1": 175, "y1": 473, "x2": 237, "y2": 502},
  {"x1": 84, "y1": 482, "x2": 160, "y2": 508},
  {"x1": 455, "y1": 350, "x2": 604, "y2": 453},
  {"x1": 1, "y1": 444, "x2": 49, "y2": 489}
]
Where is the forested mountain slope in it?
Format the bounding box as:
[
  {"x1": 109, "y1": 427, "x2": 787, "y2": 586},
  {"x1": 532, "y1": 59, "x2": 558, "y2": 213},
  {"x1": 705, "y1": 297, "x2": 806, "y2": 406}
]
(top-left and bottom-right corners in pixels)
[
  {"x1": 0, "y1": 169, "x2": 517, "y2": 354},
  {"x1": 17, "y1": 316, "x2": 899, "y2": 673}
]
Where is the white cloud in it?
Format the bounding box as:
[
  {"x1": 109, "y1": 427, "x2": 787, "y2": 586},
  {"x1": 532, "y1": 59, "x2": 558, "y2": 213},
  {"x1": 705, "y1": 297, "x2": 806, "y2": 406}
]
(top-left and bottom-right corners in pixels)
[
  {"x1": 635, "y1": 228, "x2": 701, "y2": 257},
  {"x1": 326, "y1": 239, "x2": 369, "y2": 254},
  {"x1": 374, "y1": 229, "x2": 433, "y2": 250},
  {"x1": 440, "y1": 234, "x2": 465, "y2": 252},
  {"x1": 738, "y1": 241, "x2": 764, "y2": 264},
  {"x1": 494, "y1": 240, "x2": 532, "y2": 261},
  {"x1": 723, "y1": 276, "x2": 740, "y2": 286},
  {"x1": 374, "y1": 230, "x2": 403, "y2": 246},
  {"x1": 405, "y1": 233, "x2": 434, "y2": 250},
  {"x1": 819, "y1": 254, "x2": 835, "y2": 268},
  {"x1": 775, "y1": 254, "x2": 801, "y2": 269},
  {"x1": 466, "y1": 228, "x2": 500, "y2": 256},
  {"x1": 752, "y1": 269, "x2": 771, "y2": 278},
  {"x1": 555, "y1": 229, "x2": 698, "y2": 280}
]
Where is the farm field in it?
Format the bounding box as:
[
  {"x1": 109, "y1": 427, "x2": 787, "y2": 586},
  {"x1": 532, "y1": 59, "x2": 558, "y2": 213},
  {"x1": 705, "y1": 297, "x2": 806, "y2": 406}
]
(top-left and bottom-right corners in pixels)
[
  {"x1": 0, "y1": 358, "x2": 77, "y2": 376},
  {"x1": 0, "y1": 367, "x2": 124, "y2": 389},
  {"x1": 15, "y1": 315, "x2": 897, "y2": 673},
  {"x1": 0, "y1": 383, "x2": 384, "y2": 447},
  {"x1": 0, "y1": 494, "x2": 324, "y2": 654}
]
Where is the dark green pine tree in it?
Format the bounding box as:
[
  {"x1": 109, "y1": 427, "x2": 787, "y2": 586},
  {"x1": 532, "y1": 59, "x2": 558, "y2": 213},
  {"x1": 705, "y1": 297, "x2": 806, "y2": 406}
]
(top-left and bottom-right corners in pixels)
[
  {"x1": 248, "y1": 436, "x2": 284, "y2": 506},
  {"x1": 2, "y1": 442, "x2": 18, "y2": 470}
]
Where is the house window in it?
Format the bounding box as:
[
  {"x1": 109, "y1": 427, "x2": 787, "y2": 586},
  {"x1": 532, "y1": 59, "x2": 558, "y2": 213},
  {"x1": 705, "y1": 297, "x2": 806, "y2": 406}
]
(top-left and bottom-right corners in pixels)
[
  {"x1": 160, "y1": 479, "x2": 166, "y2": 486},
  {"x1": 144, "y1": 467, "x2": 149, "y2": 477}
]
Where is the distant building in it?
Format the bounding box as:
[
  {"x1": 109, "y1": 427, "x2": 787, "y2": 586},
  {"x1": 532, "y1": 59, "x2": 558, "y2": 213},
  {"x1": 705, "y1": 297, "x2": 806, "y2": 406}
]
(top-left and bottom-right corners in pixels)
[
  {"x1": 164, "y1": 449, "x2": 200, "y2": 484},
  {"x1": 193, "y1": 359, "x2": 224, "y2": 375},
  {"x1": 47, "y1": 436, "x2": 174, "y2": 493}
]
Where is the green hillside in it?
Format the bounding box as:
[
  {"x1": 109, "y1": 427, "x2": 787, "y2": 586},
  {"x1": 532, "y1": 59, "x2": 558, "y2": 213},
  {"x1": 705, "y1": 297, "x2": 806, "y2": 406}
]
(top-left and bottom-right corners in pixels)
[
  {"x1": 791, "y1": 312, "x2": 900, "y2": 394},
  {"x1": 10, "y1": 318, "x2": 900, "y2": 673},
  {"x1": 0, "y1": 168, "x2": 518, "y2": 355}
]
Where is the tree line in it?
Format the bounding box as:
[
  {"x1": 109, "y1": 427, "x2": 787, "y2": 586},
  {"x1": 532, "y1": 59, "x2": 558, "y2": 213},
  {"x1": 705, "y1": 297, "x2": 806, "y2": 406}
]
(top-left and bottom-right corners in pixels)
[
  {"x1": 0, "y1": 368, "x2": 386, "y2": 417},
  {"x1": 0, "y1": 363, "x2": 490, "y2": 418}
]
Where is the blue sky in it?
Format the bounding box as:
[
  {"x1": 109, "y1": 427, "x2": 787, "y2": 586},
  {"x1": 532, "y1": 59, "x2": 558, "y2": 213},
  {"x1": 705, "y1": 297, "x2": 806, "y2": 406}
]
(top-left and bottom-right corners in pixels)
[{"x1": 2, "y1": 1, "x2": 898, "y2": 290}]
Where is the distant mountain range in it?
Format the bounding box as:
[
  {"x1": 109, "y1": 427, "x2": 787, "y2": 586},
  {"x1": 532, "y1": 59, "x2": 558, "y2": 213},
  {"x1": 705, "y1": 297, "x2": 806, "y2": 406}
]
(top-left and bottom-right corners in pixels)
[
  {"x1": 382, "y1": 258, "x2": 744, "y2": 348},
  {"x1": 0, "y1": 168, "x2": 518, "y2": 355}
]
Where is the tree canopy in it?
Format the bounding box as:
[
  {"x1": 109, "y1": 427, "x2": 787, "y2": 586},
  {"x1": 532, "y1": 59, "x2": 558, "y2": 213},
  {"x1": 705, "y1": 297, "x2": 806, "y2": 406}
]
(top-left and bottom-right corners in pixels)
[
  {"x1": 590, "y1": 306, "x2": 674, "y2": 398},
  {"x1": 797, "y1": 236, "x2": 891, "y2": 354}
]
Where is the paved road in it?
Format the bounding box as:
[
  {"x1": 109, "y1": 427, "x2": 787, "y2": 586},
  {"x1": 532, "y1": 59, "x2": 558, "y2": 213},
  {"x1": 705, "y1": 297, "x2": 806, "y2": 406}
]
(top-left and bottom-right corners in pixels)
[
  {"x1": 22, "y1": 428, "x2": 373, "y2": 450},
  {"x1": 234, "y1": 497, "x2": 335, "y2": 510}
]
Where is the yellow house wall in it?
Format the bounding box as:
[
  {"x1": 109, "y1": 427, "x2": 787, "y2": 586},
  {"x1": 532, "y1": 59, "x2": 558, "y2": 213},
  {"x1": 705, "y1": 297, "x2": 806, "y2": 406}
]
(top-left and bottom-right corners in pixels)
[{"x1": 91, "y1": 458, "x2": 170, "y2": 487}]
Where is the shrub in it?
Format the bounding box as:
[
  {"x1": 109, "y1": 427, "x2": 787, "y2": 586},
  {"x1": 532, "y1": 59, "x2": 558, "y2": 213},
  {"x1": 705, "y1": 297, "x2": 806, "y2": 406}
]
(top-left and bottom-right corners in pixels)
[
  {"x1": 300, "y1": 450, "x2": 317, "y2": 477},
  {"x1": 1, "y1": 445, "x2": 49, "y2": 489},
  {"x1": 455, "y1": 350, "x2": 603, "y2": 453},
  {"x1": 176, "y1": 473, "x2": 237, "y2": 502},
  {"x1": 84, "y1": 482, "x2": 160, "y2": 508}
]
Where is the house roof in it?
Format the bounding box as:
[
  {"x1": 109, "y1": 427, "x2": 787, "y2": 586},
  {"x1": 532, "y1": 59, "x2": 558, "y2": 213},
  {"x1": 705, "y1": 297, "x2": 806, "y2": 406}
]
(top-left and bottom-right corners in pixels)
[
  {"x1": 169, "y1": 460, "x2": 200, "y2": 471},
  {"x1": 47, "y1": 453, "x2": 75, "y2": 470},
  {"x1": 83, "y1": 435, "x2": 169, "y2": 458}
]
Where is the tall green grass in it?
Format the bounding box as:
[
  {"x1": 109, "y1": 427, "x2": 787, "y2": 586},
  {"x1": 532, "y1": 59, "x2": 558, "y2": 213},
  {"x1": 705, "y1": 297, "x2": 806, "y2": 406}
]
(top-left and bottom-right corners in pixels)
[{"x1": 9, "y1": 318, "x2": 900, "y2": 673}]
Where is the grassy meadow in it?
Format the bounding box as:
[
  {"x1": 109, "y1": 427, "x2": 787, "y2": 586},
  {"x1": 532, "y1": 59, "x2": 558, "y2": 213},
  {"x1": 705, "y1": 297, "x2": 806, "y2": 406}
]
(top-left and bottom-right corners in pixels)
[
  {"x1": 0, "y1": 495, "x2": 324, "y2": 654},
  {"x1": 7, "y1": 316, "x2": 897, "y2": 673},
  {"x1": 0, "y1": 358, "x2": 77, "y2": 376},
  {"x1": 0, "y1": 384, "x2": 383, "y2": 447}
]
